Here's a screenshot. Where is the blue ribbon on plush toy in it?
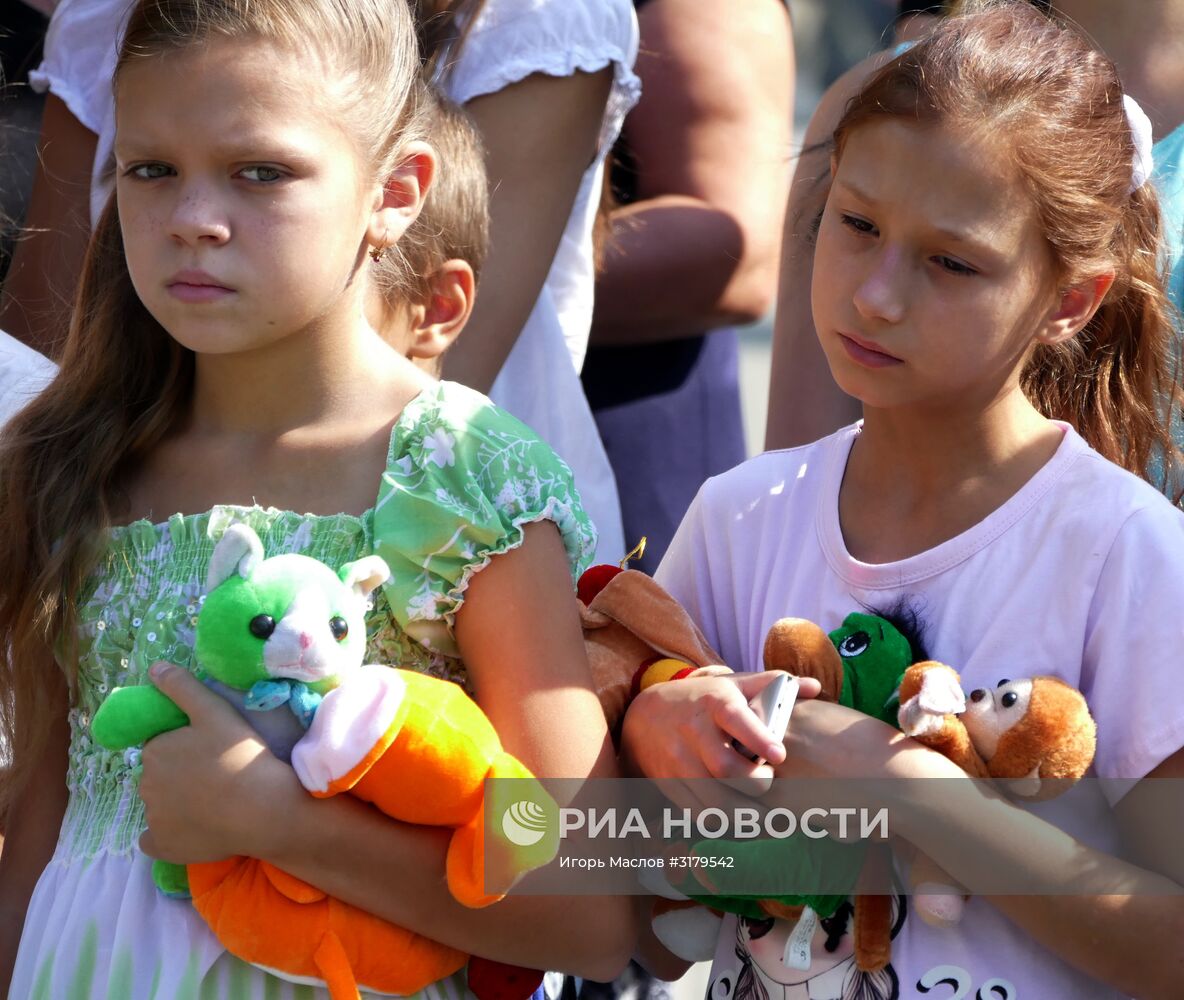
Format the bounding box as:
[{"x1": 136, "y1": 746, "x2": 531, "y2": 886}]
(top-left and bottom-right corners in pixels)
[{"x1": 244, "y1": 679, "x2": 322, "y2": 729}]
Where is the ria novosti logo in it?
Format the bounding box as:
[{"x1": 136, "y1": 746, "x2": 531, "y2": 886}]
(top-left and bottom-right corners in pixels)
[{"x1": 500, "y1": 800, "x2": 550, "y2": 847}]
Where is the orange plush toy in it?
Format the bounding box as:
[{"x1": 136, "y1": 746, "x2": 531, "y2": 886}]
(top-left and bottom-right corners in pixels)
[
  {"x1": 189, "y1": 667, "x2": 553, "y2": 998},
  {"x1": 896, "y1": 661, "x2": 1097, "y2": 926}
]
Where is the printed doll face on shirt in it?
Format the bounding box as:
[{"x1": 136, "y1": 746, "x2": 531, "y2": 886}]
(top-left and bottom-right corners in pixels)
[
  {"x1": 114, "y1": 37, "x2": 387, "y2": 357},
  {"x1": 742, "y1": 913, "x2": 855, "y2": 988},
  {"x1": 811, "y1": 118, "x2": 1061, "y2": 415}
]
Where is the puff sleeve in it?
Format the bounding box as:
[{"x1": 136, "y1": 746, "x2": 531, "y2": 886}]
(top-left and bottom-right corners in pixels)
[
  {"x1": 441, "y1": 0, "x2": 640, "y2": 153},
  {"x1": 373, "y1": 382, "x2": 597, "y2": 657}
]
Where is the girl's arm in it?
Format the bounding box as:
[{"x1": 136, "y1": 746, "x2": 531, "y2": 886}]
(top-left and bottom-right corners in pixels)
[
  {"x1": 767, "y1": 698, "x2": 1184, "y2": 1000},
  {"x1": 624, "y1": 684, "x2": 1184, "y2": 994},
  {"x1": 440, "y1": 69, "x2": 613, "y2": 394},
  {"x1": 138, "y1": 522, "x2": 638, "y2": 980},
  {"x1": 763, "y1": 54, "x2": 893, "y2": 451},
  {"x1": 620, "y1": 670, "x2": 817, "y2": 808},
  {"x1": 621, "y1": 672, "x2": 821, "y2": 978},
  {"x1": 589, "y1": 0, "x2": 792, "y2": 346},
  {"x1": 0, "y1": 669, "x2": 70, "y2": 994}
]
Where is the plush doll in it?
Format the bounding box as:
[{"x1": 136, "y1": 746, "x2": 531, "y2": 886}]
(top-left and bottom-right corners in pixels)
[
  {"x1": 895, "y1": 661, "x2": 1097, "y2": 926},
  {"x1": 92, "y1": 524, "x2": 557, "y2": 1000}
]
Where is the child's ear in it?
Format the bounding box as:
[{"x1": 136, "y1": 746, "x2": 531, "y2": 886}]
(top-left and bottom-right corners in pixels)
[
  {"x1": 1036, "y1": 273, "x2": 1115, "y2": 346},
  {"x1": 406, "y1": 260, "x2": 476, "y2": 363},
  {"x1": 367, "y1": 142, "x2": 436, "y2": 255}
]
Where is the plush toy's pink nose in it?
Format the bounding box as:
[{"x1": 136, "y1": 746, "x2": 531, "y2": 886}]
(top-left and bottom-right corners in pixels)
[{"x1": 299, "y1": 632, "x2": 313, "y2": 650}]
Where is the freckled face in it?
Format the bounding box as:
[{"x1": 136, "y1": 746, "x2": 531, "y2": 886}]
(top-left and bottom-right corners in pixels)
[
  {"x1": 811, "y1": 118, "x2": 1058, "y2": 414},
  {"x1": 114, "y1": 38, "x2": 380, "y2": 356}
]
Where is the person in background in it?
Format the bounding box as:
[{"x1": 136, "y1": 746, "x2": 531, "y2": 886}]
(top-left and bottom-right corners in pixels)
[
  {"x1": 581, "y1": 0, "x2": 793, "y2": 574},
  {"x1": 418, "y1": 0, "x2": 639, "y2": 564},
  {"x1": 373, "y1": 86, "x2": 490, "y2": 378}
]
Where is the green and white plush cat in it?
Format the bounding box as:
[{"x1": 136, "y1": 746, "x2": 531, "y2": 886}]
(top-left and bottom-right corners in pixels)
[{"x1": 92, "y1": 523, "x2": 388, "y2": 896}]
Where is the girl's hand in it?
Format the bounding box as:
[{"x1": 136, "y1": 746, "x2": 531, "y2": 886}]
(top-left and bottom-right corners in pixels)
[
  {"x1": 620, "y1": 671, "x2": 820, "y2": 809},
  {"x1": 137, "y1": 662, "x2": 303, "y2": 864}
]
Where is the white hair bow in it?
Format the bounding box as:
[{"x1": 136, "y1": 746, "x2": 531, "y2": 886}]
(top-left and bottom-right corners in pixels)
[{"x1": 1123, "y1": 94, "x2": 1154, "y2": 193}]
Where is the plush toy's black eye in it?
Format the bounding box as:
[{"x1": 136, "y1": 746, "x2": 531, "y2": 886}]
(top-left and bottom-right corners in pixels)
[
  {"x1": 329, "y1": 616, "x2": 349, "y2": 641},
  {"x1": 838, "y1": 631, "x2": 871, "y2": 658},
  {"x1": 249, "y1": 614, "x2": 276, "y2": 639},
  {"x1": 1001, "y1": 691, "x2": 1019, "y2": 709}
]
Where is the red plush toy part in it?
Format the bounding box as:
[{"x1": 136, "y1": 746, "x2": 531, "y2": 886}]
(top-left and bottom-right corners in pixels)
[
  {"x1": 577, "y1": 563, "x2": 625, "y2": 606},
  {"x1": 466, "y1": 959, "x2": 544, "y2": 1000}
]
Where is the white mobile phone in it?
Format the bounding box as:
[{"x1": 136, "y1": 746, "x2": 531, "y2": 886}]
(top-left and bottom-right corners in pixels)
[{"x1": 731, "y1": 674, "x2": 799, "y2": 765}]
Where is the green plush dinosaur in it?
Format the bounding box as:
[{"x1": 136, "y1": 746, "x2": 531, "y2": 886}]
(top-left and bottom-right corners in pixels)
[
  {"x1": 828, "y1": 611, "x2": 914, "y2": 725},
  {"x1": 662, "y1": 611, "x2": 922, "y2": 973}
]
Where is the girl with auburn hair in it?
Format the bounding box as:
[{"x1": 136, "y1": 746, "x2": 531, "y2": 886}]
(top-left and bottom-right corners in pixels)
[
  {"x1": 767, "y1": 0, "x2": 1184, "y2": 465},
  {"x1": 833, "y1": 0, "x2": 1183, "y2": 486},
  {"x1": 625, "y1": 3, "x2": 1184, "y2": 997},
  {"x1": 0, "y1": 0, "x2": 633, "y2": 997}
]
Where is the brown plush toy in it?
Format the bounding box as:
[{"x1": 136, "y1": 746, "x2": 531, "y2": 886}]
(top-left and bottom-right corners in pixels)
[
  {"x1": 578, "y1": 566, "x2": 730, "y2": 738},
  {"x1": 896, "y1": 661, "x2": 1097, "y2": 926},
  {"x1": 577, "y1": 565, "x2": 737, "y2": 964}
]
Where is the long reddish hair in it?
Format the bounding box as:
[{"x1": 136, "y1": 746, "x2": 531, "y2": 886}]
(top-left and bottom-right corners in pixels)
[{"x1": 835, "y1": 0, "x2": 1182, "y2": 494}]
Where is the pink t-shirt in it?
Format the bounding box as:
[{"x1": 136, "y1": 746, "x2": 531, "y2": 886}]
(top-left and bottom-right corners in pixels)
[{"x1": 656, "y1": 421, "x2": 1184, "y2": 999}]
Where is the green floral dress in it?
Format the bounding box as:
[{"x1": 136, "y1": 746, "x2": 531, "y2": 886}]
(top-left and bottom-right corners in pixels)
[{"x1": 10, "y1": 381, "x2": 596, "y2": 1000}]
